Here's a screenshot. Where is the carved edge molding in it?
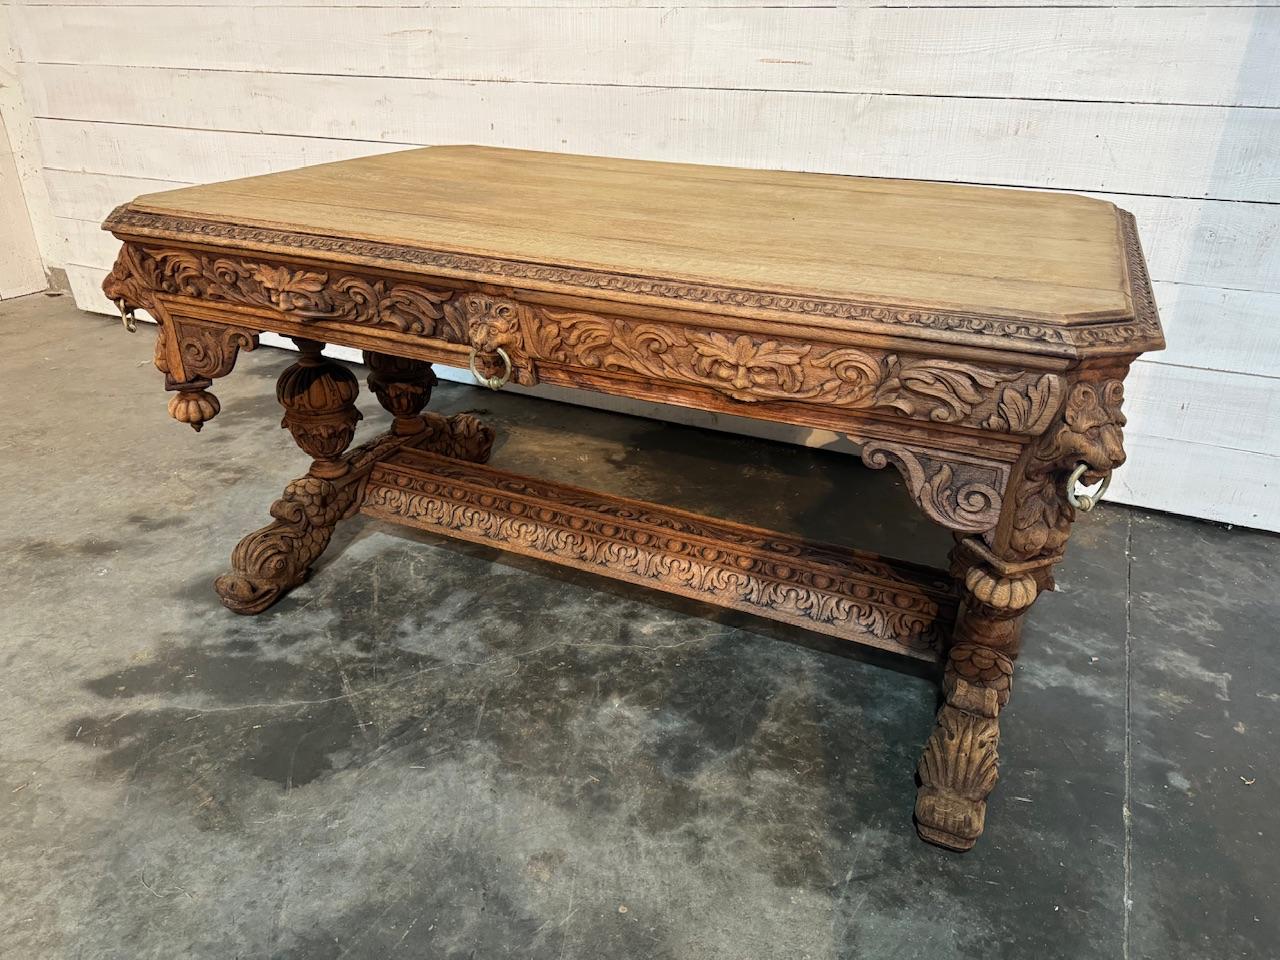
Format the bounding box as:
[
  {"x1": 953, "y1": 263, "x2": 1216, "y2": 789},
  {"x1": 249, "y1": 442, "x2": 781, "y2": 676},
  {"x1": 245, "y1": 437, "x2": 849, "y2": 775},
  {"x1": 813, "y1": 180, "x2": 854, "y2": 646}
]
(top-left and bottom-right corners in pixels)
[
  {"x1": 363, "y1": 448, "x2": 957, "y2": 657},
  {"x1": 104, "y1": 205, "x2": 1163, "y2": 357}
]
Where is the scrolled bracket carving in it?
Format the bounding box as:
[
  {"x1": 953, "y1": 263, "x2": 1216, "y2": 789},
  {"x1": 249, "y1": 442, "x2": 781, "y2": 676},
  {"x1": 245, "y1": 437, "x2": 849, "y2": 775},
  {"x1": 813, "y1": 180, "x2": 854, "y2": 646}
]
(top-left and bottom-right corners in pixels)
[
  {"x1": 860, "y1": 443, "x2": 1006, "y2": 533},
  {"x1": 169, "y1": 316, "x2": 260, "y2": 381}
]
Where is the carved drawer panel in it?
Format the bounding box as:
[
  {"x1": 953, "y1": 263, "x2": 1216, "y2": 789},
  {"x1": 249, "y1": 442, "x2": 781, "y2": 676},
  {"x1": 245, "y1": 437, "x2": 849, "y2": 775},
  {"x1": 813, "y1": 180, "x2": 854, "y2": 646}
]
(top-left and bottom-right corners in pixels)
[{"x1": 107, "y1": 244, "x2": 1066, "y2": 447}]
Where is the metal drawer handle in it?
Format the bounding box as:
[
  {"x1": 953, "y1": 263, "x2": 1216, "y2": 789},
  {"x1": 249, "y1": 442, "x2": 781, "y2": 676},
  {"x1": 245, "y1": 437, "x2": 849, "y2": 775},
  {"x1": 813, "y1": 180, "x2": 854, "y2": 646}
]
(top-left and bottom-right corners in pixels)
[
  {"x1": 468, "y1": 346, "x2": 512, "y2": 391},
  {"x1": 1066, "y1": 462, "x2": 1111, "y2": 512},
  {"x1": 115, "y1": 299, "x2": 138, "y2": 333}
]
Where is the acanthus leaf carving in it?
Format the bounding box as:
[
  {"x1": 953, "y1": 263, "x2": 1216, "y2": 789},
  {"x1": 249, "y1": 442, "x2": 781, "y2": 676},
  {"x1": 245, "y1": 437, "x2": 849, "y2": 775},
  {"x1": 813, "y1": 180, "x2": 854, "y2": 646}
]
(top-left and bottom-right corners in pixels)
[
  {"x1": 106, "y1": 244, "x2": 466, "y2": 341},
  {"x1": 170, "y1": 316, "x2": 259, "y2": 381},
  {"x1": 533, "y1": 309, "x2": 1062, "y2": 432},
  {"x1": 362, "y1": 451, "x2": 956, "y2": 656}
]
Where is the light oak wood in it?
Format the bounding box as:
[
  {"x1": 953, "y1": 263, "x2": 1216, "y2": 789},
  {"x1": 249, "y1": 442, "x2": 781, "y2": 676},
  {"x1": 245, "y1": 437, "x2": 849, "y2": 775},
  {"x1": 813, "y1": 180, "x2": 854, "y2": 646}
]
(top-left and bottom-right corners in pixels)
[
  {"x1": 126, "y1": 145, "x2": 1132, "y2": 326},
  {"x1": 102, "y1": 146, "x2": 1163, "y2": 851}
]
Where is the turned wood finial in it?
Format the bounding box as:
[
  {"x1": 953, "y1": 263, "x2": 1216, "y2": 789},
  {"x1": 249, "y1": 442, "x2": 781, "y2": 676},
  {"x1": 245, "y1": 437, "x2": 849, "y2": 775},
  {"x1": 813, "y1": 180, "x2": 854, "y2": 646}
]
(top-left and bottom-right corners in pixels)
[
  {"x1": 168, "y1": 388, "x2": 220, "y2": 431},
  {"x1": 278, "y1": 339, "x2": 362, "y2": 478}
]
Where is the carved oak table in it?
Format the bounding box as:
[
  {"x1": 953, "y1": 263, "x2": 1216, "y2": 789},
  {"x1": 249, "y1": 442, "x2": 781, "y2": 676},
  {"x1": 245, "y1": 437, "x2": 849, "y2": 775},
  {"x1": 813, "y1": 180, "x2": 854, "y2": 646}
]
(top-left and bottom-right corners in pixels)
[{"x1": 103, "y1": 146, "x2": 1163, "y2": 851}]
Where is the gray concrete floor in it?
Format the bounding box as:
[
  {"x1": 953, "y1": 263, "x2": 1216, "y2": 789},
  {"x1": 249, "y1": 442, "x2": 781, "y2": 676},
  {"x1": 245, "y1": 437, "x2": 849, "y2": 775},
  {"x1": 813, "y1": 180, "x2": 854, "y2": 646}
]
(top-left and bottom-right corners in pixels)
[{"x1": 1, "y1": 292, "x2": 1276, "y2": 960}]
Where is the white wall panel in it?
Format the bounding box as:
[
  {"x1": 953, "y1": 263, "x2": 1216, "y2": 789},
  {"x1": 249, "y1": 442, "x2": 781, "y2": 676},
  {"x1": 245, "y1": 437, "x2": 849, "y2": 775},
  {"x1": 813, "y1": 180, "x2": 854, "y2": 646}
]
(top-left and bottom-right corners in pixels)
[
  {"x1": 11, "y1": 2, "x2": 1280, "y2": 530},
  {"x1": 20, "y1": 63, "x2": 1280, "y2": 202},
  {"x1": 13, "y1": 6, "x2": 1280, "y2": 107}
]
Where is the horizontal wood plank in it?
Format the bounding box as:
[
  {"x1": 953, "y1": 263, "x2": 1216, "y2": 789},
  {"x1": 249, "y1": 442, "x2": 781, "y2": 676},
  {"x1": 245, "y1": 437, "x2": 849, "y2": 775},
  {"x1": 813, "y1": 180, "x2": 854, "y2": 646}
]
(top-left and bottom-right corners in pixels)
[
  {"x1": 35, "y1": 119, "x2": 409, "y2": 183},
  {"x1": 22, "y1": 63, "x2": 1280, "y2": 202},
  {"x1": 1148, "y1": 282, "x2": 1280, "y2": 379},
  {"x1": 1123, "y1": 194, "x2": 1280, "y2": 295},
  {"x1": 1109, "y1": 435, "x2": 1278, "y2": 531},
  {"x1": 1125, "y1": 360, "x2": 1280, "y2": 459},
  {"x1": 13, "y1": 6, "x2": 1279, "y2": 107}
]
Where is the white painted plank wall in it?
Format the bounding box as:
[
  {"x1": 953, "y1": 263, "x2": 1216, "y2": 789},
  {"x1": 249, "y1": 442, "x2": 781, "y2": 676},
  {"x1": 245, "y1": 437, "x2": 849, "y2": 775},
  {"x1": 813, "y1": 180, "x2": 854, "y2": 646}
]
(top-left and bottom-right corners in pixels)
[
  {"x1": 6, "y1": 2, "x2": 1278, "y2": 530},
  {"x1": 0, "y1": 9, "x2": 53, "y2": 295}
]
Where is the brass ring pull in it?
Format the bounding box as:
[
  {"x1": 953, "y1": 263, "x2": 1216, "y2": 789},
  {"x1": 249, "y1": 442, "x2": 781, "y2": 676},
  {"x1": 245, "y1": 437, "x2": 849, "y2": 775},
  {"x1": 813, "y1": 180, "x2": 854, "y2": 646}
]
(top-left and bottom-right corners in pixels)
[
  {"x1": 1066, "y1": 462, "x2": 1111, "y2": 512},
  {"x1": 468, "y1": 346, "x2": 513, "y2": 391},
  {"x1": 115, "y1": 298, "x2": 138, "y2": 333}
]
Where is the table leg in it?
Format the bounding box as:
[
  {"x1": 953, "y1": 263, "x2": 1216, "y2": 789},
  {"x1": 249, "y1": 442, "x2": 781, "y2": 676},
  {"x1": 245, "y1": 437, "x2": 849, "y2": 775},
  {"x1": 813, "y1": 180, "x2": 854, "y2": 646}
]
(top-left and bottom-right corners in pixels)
[
  {"x1": 915, "y1": 544, "x2": 1037, "y2": 850},
  {"x1": 913, "y1": 373, "x2": 1129, "y2": 851},
  {"x1": 214, "y1": 339, "x2": 362, "y2": 613},
  {"x1": 364, "y1": 351, "x2": 437, "y2": 436},
  {"x1": 213, "y1": 343, "x2": 496, "y2": 614}
]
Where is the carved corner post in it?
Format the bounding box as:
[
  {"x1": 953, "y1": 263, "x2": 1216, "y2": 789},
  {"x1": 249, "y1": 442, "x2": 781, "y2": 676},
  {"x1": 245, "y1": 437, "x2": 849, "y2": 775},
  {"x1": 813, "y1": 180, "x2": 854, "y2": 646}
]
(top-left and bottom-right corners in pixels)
[
  {"x1": 915, "y1": 369, "x2": 1130, "y2": 851},
  {"x1": 104, "y1": 245, "x2": 260, "y2": 432},
  {"x1": 214, "y1": 340, "x2": 363, "y2": 614}
]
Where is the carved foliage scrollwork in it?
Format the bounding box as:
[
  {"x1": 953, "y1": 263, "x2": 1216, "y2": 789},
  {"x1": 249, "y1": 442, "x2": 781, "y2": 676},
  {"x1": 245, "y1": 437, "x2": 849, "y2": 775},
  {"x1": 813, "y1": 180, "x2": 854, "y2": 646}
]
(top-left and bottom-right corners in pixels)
[
  {"x1": 169, "y1": 317, "x2": 259, "y2": 381},
  {"x1": 861, "y1": 444, "x2": 1006, "y2": 533},
  {"x1": 106, "y1": 244, "x2": 467, "y2": 340},
  {"x1": 530, "y1": 308, "x2": 1062, "y2": 433},
  {"x1": 363, "y1": 454, "x2": 954, "y2": 655}
]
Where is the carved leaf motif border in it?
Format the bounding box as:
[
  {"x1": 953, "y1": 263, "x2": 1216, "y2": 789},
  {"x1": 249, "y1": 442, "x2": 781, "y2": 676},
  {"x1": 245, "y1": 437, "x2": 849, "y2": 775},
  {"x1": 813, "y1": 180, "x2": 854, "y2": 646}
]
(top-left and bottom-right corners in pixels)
[
  {"x1": 364, "y1": 463, "x2": 953, "y2": 653},
  {"x1": 527, "y1": 308, "x2": 1064, "y2": 434},
  {"x1": 106, "y1": 244, "x2": 469, "y2": 342}
]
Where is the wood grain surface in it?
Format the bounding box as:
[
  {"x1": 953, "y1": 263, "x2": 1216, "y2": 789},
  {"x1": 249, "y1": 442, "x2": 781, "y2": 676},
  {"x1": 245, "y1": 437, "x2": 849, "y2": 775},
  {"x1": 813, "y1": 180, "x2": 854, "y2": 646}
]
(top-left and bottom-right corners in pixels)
[{"x1": 124, "y1": 145, "x2": 1131, "y2": 324}]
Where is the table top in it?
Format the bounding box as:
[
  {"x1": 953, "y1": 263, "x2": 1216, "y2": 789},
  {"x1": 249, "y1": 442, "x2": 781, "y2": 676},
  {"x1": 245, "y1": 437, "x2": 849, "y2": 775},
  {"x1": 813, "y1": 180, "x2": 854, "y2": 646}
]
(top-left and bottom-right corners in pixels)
[{"x1": 106, "y1": 145, "x2": 1161, "y2": 357}]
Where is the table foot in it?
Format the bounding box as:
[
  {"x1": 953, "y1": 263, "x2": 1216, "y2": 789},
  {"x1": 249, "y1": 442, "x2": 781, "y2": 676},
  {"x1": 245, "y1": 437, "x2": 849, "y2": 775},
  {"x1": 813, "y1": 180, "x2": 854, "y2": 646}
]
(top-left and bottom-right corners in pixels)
[
  {"x1": 914, "y1": 649, "x2": 1008, "y2": 851},
  {"x1": 915, "y1": 547, "x2": 1031, "y2": 850},
  {"x1": 216, "y1": 412, "x2": 492, "y2": 614}
]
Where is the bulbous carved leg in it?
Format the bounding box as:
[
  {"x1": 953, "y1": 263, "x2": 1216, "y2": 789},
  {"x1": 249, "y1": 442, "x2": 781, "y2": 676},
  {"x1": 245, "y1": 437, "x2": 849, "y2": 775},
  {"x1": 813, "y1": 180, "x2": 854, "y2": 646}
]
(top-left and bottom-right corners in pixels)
[
  {"x1": 277, "y1": 339, "x2": 363, "y2": 478},
  {"x1": 364, "y1": 352, "x2": 437, "y2": 436},
  {"x1": 214, "y1": 341, "x2": 364, "y2": 613},
  {"x1": 214, "y1": 343, "x2": 498, "y2": 614}
]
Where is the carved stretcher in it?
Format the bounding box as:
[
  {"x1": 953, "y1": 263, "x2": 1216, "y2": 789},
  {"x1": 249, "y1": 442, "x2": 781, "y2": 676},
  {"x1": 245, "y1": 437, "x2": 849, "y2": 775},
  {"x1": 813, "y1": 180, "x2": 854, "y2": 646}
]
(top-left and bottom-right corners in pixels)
[{"x1": 103, "y1": 145, "x2": 1163, "y2": 850}]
